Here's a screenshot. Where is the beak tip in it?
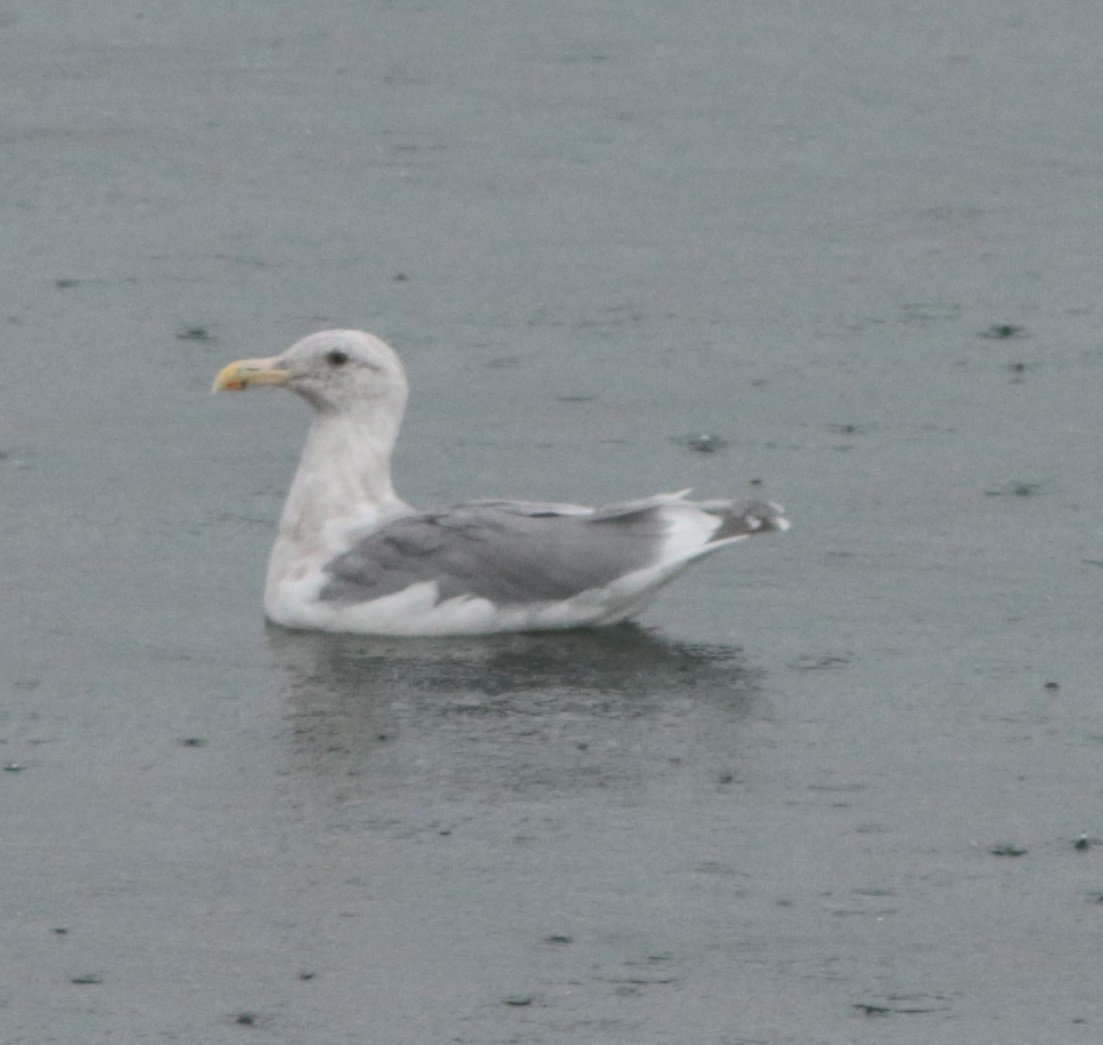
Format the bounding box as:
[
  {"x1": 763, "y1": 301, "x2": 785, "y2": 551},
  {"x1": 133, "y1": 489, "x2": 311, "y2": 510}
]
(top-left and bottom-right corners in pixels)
[
  {"x1": 211, "y1": 377, "x2": 246, "y2": 393},
  {"x1": 211, "y1": 361, "x2": 256, "y2": 393},
  {"x1": 212, "y1": 357, "x2": 287, "y2": 393}
]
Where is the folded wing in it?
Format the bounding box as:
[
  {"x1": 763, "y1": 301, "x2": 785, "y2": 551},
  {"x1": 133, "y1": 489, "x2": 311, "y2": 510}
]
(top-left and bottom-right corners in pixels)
[{"x1": 319, "y1": 495, "x2": 786, "y2": 609}]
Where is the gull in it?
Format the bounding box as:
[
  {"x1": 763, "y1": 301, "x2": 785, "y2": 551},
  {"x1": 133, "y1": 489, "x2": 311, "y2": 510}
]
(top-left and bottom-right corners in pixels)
[{"x1": 213, "y1": 330, "x2": 787, "y2": 635}]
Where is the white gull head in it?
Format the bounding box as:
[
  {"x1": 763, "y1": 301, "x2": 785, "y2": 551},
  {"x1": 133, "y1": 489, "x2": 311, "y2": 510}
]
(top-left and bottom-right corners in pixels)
[{"x1": 272, "y1": 329, "x2": 409, "y2": 419}]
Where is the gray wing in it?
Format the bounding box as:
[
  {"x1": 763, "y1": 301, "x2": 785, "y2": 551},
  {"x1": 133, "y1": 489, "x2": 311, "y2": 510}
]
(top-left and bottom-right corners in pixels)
[{"x1": 319, "y1": 501, "x2": 671, "y2": 607}]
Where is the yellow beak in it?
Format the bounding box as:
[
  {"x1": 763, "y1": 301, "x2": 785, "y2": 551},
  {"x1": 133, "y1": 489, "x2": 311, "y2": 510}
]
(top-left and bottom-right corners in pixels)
[{"x1": 211, "y1": 357, "x2": 289, "y2": 392}]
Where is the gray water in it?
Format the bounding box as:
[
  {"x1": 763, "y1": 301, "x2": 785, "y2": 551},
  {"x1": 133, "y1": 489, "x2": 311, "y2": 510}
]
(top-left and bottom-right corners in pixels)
[{"x1": 3, "y1": 3, "x2": 1102, "y2": 1043}]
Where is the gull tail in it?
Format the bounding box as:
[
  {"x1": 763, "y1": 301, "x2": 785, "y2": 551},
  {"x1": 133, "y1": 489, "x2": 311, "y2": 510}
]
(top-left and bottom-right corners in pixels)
[
  {"x1": 708, "y1": 500, "x2": 790, "y2": 541},
  {"x1": 656, "y1": 495, "x2": 789, "y2": 571}
]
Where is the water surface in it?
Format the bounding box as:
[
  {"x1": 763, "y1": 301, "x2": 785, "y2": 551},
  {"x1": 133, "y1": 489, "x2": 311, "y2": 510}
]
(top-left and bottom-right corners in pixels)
[{"x1": 2, "y1": 2, "x2": 1102, "y2": 1042}]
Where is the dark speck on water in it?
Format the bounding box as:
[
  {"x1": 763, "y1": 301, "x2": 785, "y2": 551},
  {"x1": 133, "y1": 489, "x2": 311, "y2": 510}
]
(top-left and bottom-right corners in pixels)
[
  {"x1": 176, "y1": 327, "x2": 214, "y2": 341},
  {"x1": 790, "y1": 653, "x2": 853, "y2": 671},
  {"x1": 985, "y1": 481, "x2": 1041, "y2": 497},
  {"x1": 855, "y1": 1003, "x2": 892, "y2": 1016},
  {"x1": 679, "y1": 432, "x2": 729, "y2": 453},
  {"x1": 981, "y1": 323, "x2": 1026, "y2": 339},
  {"x1": 990, "y1": 844, "x2": 1028, "y2": 857},
  {"x1": 855, "y1": 996, "x2": 949, "y2": 1016}
]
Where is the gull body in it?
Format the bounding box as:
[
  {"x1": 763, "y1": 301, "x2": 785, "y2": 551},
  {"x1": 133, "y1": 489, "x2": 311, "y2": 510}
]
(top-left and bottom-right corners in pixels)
[{"x1": 213, "y1": 330, "x2": 787, "y2": 636}]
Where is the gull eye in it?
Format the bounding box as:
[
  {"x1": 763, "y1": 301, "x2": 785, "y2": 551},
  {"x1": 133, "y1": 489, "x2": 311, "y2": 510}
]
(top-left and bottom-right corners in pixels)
[{"x1": 326, "y1": 349, "x2": 350, "y2": 367}]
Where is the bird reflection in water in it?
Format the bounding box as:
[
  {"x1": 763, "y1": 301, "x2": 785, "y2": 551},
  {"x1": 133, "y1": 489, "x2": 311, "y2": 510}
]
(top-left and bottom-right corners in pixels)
[{"x1": 268, "y1": 624, "x2": 761, "y2": 799}]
